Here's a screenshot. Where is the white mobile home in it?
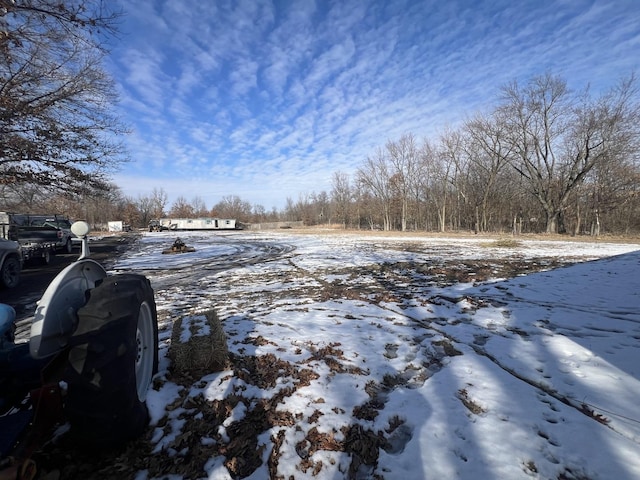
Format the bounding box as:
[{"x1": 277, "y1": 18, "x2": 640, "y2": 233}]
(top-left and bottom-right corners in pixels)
[{"x1": 151, "y1": 218, "x2": 239, "y2": 231}]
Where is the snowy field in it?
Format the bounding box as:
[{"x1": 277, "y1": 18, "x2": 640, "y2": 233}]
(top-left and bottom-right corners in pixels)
[{"x1": 110, "y1": 230, "x2": 640, "y2": 480}]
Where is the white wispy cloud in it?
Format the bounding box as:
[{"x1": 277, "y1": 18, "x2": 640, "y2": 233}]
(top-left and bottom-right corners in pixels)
[{"x1": 110, "y1": 0, "x2": 640, "y2": 210}]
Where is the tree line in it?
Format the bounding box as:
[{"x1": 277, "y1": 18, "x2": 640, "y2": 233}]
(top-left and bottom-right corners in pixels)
[
  {"x1": 0, "y1": 184, "x2": 283, "y2": 229},
  {"x1": 331, "y1": 73, "x2": 640, "y2": 235},
  {"x1": 3, "y1": 73, "x2": 640, "y2": 235},
  {"x1": 2, "y1": 3, "x2": 638, "y2": 234}
]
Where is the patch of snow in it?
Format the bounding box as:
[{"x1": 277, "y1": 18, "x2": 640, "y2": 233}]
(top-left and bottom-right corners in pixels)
[{"x1": 110, "y1": 231, "x2": 640, "y2": 479}]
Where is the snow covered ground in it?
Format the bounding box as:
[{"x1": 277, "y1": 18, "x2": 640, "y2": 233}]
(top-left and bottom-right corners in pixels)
[{"x1": 111, "y1": 230, "x2": 640, "y2": 480}]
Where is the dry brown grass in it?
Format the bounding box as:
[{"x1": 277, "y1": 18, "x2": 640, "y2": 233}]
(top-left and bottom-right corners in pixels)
[
  {"x1": 480, "y1": 238, "x2": 522, "y2": 248},
  {"x1": 169, "y1": 309, "x2": 228, "y2": 375},
  {"x1": 272, "y1": 226, "x2": 640, "y2": 244}
]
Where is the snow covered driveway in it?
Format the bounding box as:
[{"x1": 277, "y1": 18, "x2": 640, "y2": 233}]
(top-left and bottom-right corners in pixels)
[{"x1": 113, "y1": 231, "x2": 640, "y2": 480}]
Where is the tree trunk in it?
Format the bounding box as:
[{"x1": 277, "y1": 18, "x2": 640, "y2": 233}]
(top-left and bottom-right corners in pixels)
[
  {"x1": 545, "y1": 211, "x2": 559, "y2": 234},
  {"x1": 474, "y1": 205, "x2": 480, "y2": 234},
  {"x1": 401, "y1": 199, "x2": 407, "y2": 232},
  {"x1": 438, "y1": 204, "x2": 446, "y2": 232},
  {"x1": 591, "y1": 211, "x2": 601, "y2": 236}
]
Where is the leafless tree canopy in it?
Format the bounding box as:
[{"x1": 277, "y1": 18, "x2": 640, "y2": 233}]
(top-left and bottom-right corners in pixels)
[
  {"x1": 273, "y1": 73, "x2": 639, "y2": 235},
  {"x1": 2, "y1": 50, "x2": 637, "y2": 236},
  {"x1": 0, "y1": 0, "x2": 127, "y2": 197},
  {"x1": 353, "y1": 74, "x2": 640, "y2": 234},
  {"x1": 496, "y1": 74, "x2": 640, "y2": 232}
]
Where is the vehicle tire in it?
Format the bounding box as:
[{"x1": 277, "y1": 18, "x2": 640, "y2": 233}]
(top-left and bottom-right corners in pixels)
[
  {"x1": 40, "y1": 249, "x2": 51, "y2": 265},
  {"x1": 63, "y1": 274, "x2": 159, "y2": 446},
  {"x1": 0, "y1": 257, "x2": 20, "y2": 288}
]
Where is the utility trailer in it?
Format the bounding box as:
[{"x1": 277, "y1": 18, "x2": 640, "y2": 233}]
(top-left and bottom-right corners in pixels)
[
  {"x1": 108, "y1": 220, "x2": 131, "y2": 232},
  {"x1": 19, "y1": 243, "x2": 54, "y2": 266}
]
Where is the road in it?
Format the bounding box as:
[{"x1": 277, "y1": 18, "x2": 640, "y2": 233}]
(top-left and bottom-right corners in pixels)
[{"x1": 0, "y1": 235, "x2": 137, "y2": 327}]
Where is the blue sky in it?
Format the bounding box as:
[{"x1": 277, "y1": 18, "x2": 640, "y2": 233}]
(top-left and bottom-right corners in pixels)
[{"x1": 109, "y1": 0, "x2": 640, "y2": 211}]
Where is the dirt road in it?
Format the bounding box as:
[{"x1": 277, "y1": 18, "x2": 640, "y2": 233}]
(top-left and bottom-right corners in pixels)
[{"x1": 0, "y1": 235, "x2": 137, "y2": 324}]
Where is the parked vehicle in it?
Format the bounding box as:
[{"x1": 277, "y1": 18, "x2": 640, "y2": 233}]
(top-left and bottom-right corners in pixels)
[
  {"x1": 0, "y1": 212, "x2": 74, "y2": 257},
  {"x1": 148, "y1": 219, "x2": 168, "y2": 232},
  {"x1": 1, "y1": 213, "x2": 59, "y2": 267},
  {"x1": 10, "y1": 225, "x2": 59, "y2": 266},
  {"x1": 0, "y1": 238, "x2": 21, "y2": 288},
  {"x1": 0, "y1": 221, "x2": 159, "y2": 474},
  {"x1": 28, "y1": 215, "x2": 74, "y2": 253}
]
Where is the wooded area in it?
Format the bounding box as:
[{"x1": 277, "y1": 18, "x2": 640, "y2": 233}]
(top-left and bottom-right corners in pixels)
[
  {"x1": 1, "y1": 3, "x2": 638, "y2": 235},
  {"x1": 3, "y1": 73, "x2": 639, "y2": 235},
  {"x1": 346, "y1": 74, "x2": 640, "y2": 235},
  {"x1": 285, "y1": 73, "x2": 640, "y2": 235}
]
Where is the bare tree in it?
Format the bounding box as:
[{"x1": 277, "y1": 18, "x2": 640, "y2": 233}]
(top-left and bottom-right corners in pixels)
[
  {"x1": 212, "y1": 195, "x2": 252, "y2": 220},
  {"x1": 433, "y1": 131, "x2": 460, "y2": 232},
  {"x1": 0, "y1": 182, "x2": 46, "y2": 211},
  {"x1": 76, "y1": 183, "x2": 126, "y2": 226},
  {"x1": 357, "y1": 147, "x2": 393, "y2": 230},
  {"x1": 571, "y1": 153, "x2": 640, "y2": 235},
  {"x1": 289, "y1": 193, "x2": 317, "y2": 225},
  {"x1": 283, "y1": 197, "x2": 296, "y2": 222},
  {"x1": 0, "y1": 1, "x2": 127, "y2": 195},
  {"x1": 121, "y1": 198, "x2": 141, "y2": 228},
  {"x1": 386, "y1": 133, "x2": 420, "y2": 231},
  {"x1": 150, "y1": 188, "x2": 168, "y2": 219},
  {"x1": 169, "y1": 196, "x2": 194, "y2": 217},
  {"x1": 251, "y1": 204, "x2": 266, "y2": 223},
  {"x1": 411, "y1": 138, "x2": 438, "y2": 230},
  {"x1": 331, "y1": 171, "x2": 352, "y2": 229},
  {"x1": 351, "y1": 181, "x2": 368, "y2": 229},
  {"x1": 499, "y1": 73, "x2": 639, "y2": 233},
  {"x1": 191, "y1": 196, "x2": 208, "y2": 217},
  {"x1": 312, "y1": 191, "x2": 330, "y2": 225},
  {"x1": 136, "y1": 194, "x2": 154, "y2": 227},
  {"x1": 464, "y1": 113, "x2": 513, "y2": 232}
]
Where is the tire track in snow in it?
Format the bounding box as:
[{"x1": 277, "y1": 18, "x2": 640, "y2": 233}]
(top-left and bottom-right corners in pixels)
[
  {"x1": 370, "y1": 296, "x2": 639, "y2": 443},
  {"x1": 113, "y1": 238, "x2": 296, "y2": 290}
]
